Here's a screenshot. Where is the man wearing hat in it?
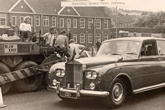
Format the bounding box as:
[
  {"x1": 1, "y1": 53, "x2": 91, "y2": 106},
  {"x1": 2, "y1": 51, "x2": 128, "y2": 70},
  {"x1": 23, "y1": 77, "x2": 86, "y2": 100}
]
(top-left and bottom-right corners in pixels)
[{"x1": 19, "y1": 16, "x2": 32, "y2": 42}]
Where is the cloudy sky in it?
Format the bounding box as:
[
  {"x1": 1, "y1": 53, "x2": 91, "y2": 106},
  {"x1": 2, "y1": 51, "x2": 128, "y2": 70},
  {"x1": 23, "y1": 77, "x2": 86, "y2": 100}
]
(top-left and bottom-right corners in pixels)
[{"x1": 120, "y1": 0, "x2": 165, "y2": 12}]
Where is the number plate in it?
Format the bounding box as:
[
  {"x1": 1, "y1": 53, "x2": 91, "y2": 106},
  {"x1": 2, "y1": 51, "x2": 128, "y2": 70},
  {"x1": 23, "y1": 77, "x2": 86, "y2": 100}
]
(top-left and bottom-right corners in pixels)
[
  {"x1": 4, "y1": 44, "x2": 18, "y2": 53},
  {"x1": 60, "y1": 92, "x2": 77, "y2": 99},
  {"x1": 65, "y1": 92, "x2": 70, "y2": 97}
]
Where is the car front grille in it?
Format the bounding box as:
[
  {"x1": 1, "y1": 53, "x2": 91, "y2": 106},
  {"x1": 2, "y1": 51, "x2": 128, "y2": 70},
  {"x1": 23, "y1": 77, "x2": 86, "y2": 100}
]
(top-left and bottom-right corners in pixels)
[{"x1": 65, "y1": 61, "x2": 83, "y2": 88}]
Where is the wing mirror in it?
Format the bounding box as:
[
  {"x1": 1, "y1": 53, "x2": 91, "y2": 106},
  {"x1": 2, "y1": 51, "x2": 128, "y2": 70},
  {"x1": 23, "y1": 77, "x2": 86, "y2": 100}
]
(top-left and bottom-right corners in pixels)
[
  {"x1": 118, "y1": 57, "x2": 123, "y2": 62},
  {"x1": 115, "y1": 56, "x2": 123, "y2": 66}
]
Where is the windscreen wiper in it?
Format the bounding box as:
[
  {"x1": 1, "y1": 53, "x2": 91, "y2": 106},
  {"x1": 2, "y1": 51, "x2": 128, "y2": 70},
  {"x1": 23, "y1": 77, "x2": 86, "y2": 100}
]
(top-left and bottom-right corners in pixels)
[
  {"x1": 111, "y1": 52, "x2": 121, "y2": 55},
  {"x1": 127, "y1": 52, "x2": 137, "y2": 55}
]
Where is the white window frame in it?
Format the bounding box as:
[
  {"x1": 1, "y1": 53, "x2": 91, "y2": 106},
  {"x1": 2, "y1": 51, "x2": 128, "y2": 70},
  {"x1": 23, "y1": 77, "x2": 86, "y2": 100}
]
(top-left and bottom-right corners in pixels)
[
  {"x1": 88, "y1": 18, "x2": 93, "y2": 29},
  {"x1": 52, "y1": 16, "x2": 56, "y2": 27},
  {"x1": 80, "y1": 18, "x2": 85, "y2": 28},
  {"x1": 104, "y1": 19, "x2": 108, "y2": 29},
  {"x1": 60, "y1": 18, "x2": 64, "y2": 28},
  {"x1": 73, "y1": 34, "x2": 77, "y2": 43},
  {"x1": 73, "y1": 19, "x2": 77, "y2": 28},
  {"x1": 96, "y1": 33, "x2": 101, "y2": 40},
  {"x1": 96, "y1": 19, "x2": 101, "y2": 29},
  {"x1": 0, "y1": 14, "x2": 6, "y2": 26},
  {"x1": 43, "y1": 16, "x2": 49, "y2": 27},
  {"x1": 104, "y1": 33, "x2": 108, "y2": 40},
  {"x1": 36, "y1": 16, "x2": 40, "y2": 26},
  {"x1": 88, "y1": 33, "x2": 92, "y2": 43},
  {"x1": 67, "y1": 18, "x2": 71, "y2": 28},
  {"x1": 80, "y1": 33, "x2": 85, "y2": 43},
  {"x1": 20, "y1": 16, "x2": 24, "y2": 24},
  {"x1": 11, "y1": 16, "x2": 17, "y2": 26}
]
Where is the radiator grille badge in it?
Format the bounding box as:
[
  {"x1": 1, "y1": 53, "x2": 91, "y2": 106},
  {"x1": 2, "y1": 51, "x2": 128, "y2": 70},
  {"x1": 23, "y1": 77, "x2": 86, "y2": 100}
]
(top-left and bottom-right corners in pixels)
[
  {"x1": 67, "y1": 83, "x2": 70, "y2": 88},
  {"x1": 76, "y1": 84, "x2": 80, "y2": 97}
]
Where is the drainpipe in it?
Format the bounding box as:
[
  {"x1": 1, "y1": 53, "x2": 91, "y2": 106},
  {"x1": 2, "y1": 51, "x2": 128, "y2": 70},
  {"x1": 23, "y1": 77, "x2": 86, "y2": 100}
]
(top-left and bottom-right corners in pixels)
[
  {"x1": 56, "y1": 15, "x2": 59, "y2": 35},
  {"x1": 93, "y1": 17, "x2": 96, "y2": 47},
  {"x1": 41, "y1": 14, "x2": 43, "y2": 35},
  {"x1": 86, "y1": 31, "x2": 88, "y2": 46}
]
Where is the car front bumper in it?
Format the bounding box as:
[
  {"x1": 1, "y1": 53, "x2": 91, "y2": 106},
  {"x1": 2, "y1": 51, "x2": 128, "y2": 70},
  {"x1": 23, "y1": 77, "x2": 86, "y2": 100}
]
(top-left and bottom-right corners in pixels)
[{"x1": 48, "y1": 82, "x2": 109, "y2": 99}]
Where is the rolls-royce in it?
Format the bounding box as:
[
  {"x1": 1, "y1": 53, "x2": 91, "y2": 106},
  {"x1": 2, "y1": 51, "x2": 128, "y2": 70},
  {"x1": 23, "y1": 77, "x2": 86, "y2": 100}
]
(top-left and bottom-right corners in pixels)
[{"x1": 48, "y1": 37, "x2": 165, "y2": 108}]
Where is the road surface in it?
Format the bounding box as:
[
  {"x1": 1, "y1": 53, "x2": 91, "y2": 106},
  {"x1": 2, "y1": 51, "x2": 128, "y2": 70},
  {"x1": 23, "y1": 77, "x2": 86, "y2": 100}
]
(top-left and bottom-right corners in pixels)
[{"x1": 2, "y1": 87, "x2": 165, "y2": 110}]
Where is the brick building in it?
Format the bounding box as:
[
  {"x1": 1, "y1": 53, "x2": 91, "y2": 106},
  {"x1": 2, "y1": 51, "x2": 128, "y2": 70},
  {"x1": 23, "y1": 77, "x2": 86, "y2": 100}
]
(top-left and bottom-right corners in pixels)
[{"x1": 0, "y1": 0, "x2": 111, "y2": 46}]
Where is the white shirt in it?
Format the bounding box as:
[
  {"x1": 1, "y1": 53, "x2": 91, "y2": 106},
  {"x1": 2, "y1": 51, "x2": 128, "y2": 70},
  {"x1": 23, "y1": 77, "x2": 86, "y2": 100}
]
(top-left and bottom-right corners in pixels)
[
  {"x1": 69, "y1": 43, "x2": 85, "y2": 59},
  {"x1": 43, "y1": 32, "x2": 56, "y2": 46},
  {"x1": 19, "y1": 23, "x2": 31, "y2": 32}
]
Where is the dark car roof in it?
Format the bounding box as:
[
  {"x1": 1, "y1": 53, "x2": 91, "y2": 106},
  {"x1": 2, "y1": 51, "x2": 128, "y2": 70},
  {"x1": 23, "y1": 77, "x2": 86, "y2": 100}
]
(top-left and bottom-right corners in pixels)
[{"x1": 104, "y1": 37, "x2": 165, "y2": 43}]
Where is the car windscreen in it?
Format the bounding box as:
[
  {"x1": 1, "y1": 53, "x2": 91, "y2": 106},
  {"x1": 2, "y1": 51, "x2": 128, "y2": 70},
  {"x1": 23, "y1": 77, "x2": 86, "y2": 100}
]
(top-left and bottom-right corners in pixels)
[{"x1": 96, "y1": 40, "x2": 140, "y2": 56}]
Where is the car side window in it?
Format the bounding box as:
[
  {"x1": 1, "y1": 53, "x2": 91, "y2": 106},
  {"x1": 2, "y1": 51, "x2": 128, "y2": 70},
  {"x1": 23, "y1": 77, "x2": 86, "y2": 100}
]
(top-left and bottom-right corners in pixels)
[
  {"x1": 157, "y1": 40, "x2": 165, "y2": 55},
  {"x1": 140, "y1": 40, "x2": 157, "y2": 56}
]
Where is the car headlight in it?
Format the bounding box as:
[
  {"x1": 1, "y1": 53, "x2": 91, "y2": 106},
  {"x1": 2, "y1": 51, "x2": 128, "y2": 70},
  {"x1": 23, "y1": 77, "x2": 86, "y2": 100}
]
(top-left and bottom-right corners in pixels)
[
  {"x1": 52, "y1": 79, "x2": 57, "y2": 86},
  {"x1": 85, "y1": 71, "x2": 98, "y2": 79},
  {"x1": 89, "y1": 82, "x2": 95, "y2": 90},
  {"x1": 55, "y1": 69, "x2": 65, "y2": 77}
]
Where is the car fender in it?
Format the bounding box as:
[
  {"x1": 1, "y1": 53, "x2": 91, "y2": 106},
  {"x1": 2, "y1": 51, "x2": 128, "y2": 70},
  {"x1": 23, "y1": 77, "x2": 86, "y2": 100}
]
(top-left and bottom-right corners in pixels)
[
  {"x1": 99, "y1": 65, "x2": 133, "y2": 92},
  {"x1": 49, "y1": 62, "x2": 66, "y2": 74}
]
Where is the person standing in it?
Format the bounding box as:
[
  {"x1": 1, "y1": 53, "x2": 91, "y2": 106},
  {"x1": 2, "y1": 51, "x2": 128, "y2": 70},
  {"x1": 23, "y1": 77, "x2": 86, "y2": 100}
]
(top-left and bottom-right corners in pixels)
[
  {"x1": 19, "y1": 16, "x2": 32, "y2": 42},
  {"x1": 42, "y1": 27, "x2": 56, "y2": 47},
  {"x1": 96, "y1": 39, "x2": 101, "y2": 51},
  {"x1": 55, "y1": 30, "x2": 70, "y2": 57}
]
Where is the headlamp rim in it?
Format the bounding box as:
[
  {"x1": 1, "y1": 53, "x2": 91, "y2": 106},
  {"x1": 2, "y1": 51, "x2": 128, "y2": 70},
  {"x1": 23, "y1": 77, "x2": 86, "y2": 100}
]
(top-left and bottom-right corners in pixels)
[
  {"x1": 85, "y1": 70, "x2": 98, "y2": 79},
  {"x1": 55, "y1": 69, "x2": 65, "y2": 77}
]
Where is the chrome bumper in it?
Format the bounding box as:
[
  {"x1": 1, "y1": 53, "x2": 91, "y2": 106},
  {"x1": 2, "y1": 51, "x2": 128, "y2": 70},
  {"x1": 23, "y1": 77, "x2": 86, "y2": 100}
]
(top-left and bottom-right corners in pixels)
[{"x1": 48, "y1": 82, "x2": 109, "y2": 98}]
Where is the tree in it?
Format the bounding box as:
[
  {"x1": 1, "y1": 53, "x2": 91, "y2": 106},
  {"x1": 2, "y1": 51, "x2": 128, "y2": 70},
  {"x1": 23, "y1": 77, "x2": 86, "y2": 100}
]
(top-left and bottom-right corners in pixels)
[{"x1": 133, "y1": 12, "x2": 165, "y2": 29}]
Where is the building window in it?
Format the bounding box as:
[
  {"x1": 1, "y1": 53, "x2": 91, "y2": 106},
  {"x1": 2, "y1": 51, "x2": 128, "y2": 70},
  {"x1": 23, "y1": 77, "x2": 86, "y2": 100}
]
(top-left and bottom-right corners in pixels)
[
  {"x1": 96, "y1": 33, "x2": 101, "y2": 40},
  {"x1": 80, "y1": 18, "x2": 85, "y2": 28},
  {"x1": 67, "y1": 18, "x2": 71, "y2": 28},
  {"x1": 96, "y1": 19, "x2": 101, "y2": 29},
  {"x1": 52, "y1": 16, "x2": 56, "y2": 27},
  {"x1": 80, "y1": 33, "x2": 85, "y2": 43},
  {"x1": 73, "y1": 19, "x2": 77, "y2": 28},
  {"x1": 88, "y1": 18, "x2": 93, "y2": 29},
  {"x1": 11, "y1": 16, "x2": 17, "y2": 26},
  {"x1": 60, "y1": 18, "x2": 64, "y2": 28},
  {"x1": 36, "y1": 16, "x2": 40, "y2": 26},
  {"x1": 0, "y1": 14, "x2": 6, "y2": 26},
  {"x1": 104, "y1": 33, "x2": 108, "y2": 40},
  {"x1": 104, "y1": 20, "x2": 108, "y2": 29},
  {"x1": 20, "y1": 16, "x2": 24, "y2": 23},
  {"x1": 43, "y1": 16, "x2": 49, "y2": 27},
  {"x1": 73, "y1": 34, "x2": 77, "y2": 43},
  {"x1": 88, "y1": 33, "x2": 92, "y2": 43}
]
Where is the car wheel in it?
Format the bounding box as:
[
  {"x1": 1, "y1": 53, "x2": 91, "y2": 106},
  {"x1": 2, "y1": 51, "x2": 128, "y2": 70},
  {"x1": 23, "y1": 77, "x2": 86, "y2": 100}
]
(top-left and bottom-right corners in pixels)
[
  {"x1": 103, "y1": 78, "x2": 126, "y2": 109},
  {"x1": 15, "y1": 61, "x2": 43, "y2": 92}
]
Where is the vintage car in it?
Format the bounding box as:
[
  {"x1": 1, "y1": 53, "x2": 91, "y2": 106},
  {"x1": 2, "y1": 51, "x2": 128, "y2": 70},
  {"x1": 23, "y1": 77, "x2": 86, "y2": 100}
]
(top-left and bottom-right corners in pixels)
[{"x1": 48, "y1": 37, "x2": 165, "y2": 109}]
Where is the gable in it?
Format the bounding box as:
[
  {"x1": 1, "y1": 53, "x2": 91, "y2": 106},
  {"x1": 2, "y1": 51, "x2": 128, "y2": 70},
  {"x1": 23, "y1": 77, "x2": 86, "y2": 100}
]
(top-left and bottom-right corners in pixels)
[
  {"x1": 10, "y1": 0, "x2": 34, "y2": 13},
  {"x1": 59, "y1": 7, "x2": 79, "y2": 16}
]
